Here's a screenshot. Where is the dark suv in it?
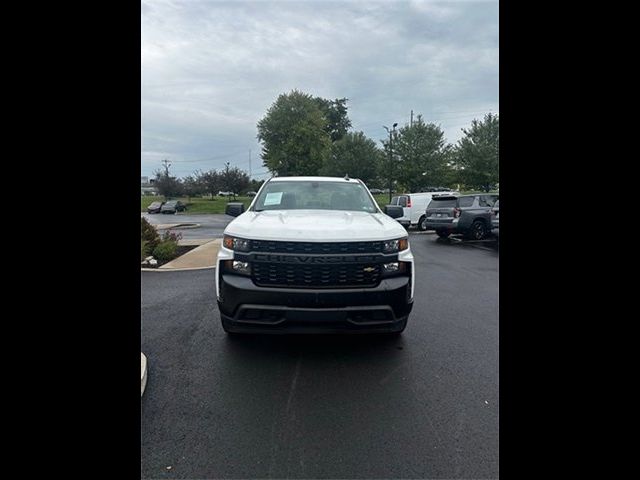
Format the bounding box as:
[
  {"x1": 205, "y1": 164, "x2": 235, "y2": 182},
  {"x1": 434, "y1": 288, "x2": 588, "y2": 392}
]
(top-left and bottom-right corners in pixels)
[{"x1": 425, "y1": 194, "x2": 498, "y2": 240}]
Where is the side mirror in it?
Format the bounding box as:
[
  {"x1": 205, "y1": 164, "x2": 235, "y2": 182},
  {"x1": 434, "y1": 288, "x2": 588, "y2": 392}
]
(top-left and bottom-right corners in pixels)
[
  {"x1": 384, "y1": 205, "x2": 404, "y2": 219},
  {"x1": 225, "y1": 202, "x2": 245, "y2": 217}
]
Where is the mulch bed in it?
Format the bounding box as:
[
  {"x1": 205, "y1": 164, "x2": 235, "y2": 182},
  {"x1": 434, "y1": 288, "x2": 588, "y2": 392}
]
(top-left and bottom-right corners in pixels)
[{"x1": 142, "y1": 245, "x2": 198, "y2": 268}]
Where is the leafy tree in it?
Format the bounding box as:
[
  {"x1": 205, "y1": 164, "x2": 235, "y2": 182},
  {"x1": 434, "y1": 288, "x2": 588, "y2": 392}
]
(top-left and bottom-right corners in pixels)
[
  {"x1": 392, "y1": 115, "x2": 448, "y2": 193},
  {"x1": 248, "y1": 179, "x2": 265, "y2": 192},
  {"x1": 454, "y1": 113, "x2": 499, "y2": 192},
  {"x1": 181, "y1": 174, "x2": 204, "y2": 202},
  {"x1": 220, "y1": 162, "x2": 250, "y2": 199},
  {"x1": 197, "y1": 170, "x2": 221, "y2": 197},
  {"x1": 313, "y1": 97, "x2": 352, "y2": 142},
  {"x1": 438, "y1": 145, "x2": 461, "y2": 189},
  {"x1": 257, "y1": 90, "x2": 332, "y2": 176},
  {"x1": 154, "y1": 170, "x2": 182, "y2": 198},
  {"x1": 321, "y1": 131, "x2": 381, "y2": 184},
  {"x1": 378, "y1": 130, "x2": 400, "y2": 197}
]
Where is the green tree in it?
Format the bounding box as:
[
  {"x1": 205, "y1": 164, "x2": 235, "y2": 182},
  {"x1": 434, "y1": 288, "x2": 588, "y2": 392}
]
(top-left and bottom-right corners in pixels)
[
  {"x1": 321, "y1": 131, "x2": 381, "y2": 184},
  {"x1": 248, "y1": 179, "x2": 265, "y2": 192},
  {"x1": 393, "y1": 115, "x2": 448, "y2": 192},
  {"x1": 154, "y1": 170, "x2": 182, "y2": 198},
  {"x1": 197, "y1": 170, "x2": 221, "y2": 197},
  {"x1": 257, "y1": 90, "x2": 332, "y2": 176},
  {"x1": 378, "y1": 129, "x2": 400, "y2": 196},
  {"x1": 438, "y1": 145, "x2": 460, "y2": 189},
  {"x1": 220, "y1": 162, "x2": 250, "y2": 199},
  {"x1": 313, "y1": 97, "x2": 352, "y2": 142},
  {"x1": 454, "y1": 113, "x2": 499, "y2": 192},
  {"x1": 181, "y1": 174, "x2": 204, "y2": 202}
]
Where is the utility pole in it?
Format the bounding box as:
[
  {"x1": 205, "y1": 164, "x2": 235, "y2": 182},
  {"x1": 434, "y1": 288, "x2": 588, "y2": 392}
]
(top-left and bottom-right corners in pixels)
[
  {"x1": 383, "y1": 123, "x2": 398, "y2": 203},
  {"x1": 410, "y1": 110, "x2": 413, "y2": 127},
  {"x1": 249, "y1": 149, "x2": 252, "y2": 178}
]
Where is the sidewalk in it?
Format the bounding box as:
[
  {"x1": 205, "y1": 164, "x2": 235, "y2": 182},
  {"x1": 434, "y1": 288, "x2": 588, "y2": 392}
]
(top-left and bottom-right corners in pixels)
[{"x1": 158, "y1": 239, "x2": 221, "y2": 270}]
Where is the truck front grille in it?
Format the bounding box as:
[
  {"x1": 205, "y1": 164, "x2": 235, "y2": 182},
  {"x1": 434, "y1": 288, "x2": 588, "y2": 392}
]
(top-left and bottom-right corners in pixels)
[
  {"x1": 250, "y1": 240, "x2": 385, "y2": 254},
  {"x1": 252, "y1": 262, "x2": 381, "y2": 288}
]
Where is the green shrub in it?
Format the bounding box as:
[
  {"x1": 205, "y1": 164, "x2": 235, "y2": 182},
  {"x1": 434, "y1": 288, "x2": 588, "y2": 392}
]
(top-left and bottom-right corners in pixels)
[
  {"x1": 141, "y1": 217, "x2": 160, "y2": 251},
  {"x1": 141, "y1": 240, "x2": 149, "y2": 261},
  {"x1": 152, "y1": 241, "x2": 178, "y2": 262}
]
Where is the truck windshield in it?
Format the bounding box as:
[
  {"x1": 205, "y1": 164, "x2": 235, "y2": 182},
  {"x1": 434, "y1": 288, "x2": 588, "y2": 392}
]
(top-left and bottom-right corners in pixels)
[{"x1": 253, "y1": 181, "x2": 378, "y2": 213}]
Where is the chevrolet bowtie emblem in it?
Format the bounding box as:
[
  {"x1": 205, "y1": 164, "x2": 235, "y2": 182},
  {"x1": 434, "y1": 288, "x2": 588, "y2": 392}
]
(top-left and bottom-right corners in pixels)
[{"x1": 363, "y1": 267, "x2": 375, "y2": 272}]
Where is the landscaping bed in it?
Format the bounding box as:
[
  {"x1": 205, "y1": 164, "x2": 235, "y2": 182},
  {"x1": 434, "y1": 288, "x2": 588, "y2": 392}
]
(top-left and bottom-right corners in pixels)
[
  {"x1": 141, "y1": 216, "x2": 197, "y2": 268},
  {"x1": 141, "y1": 245, "x2": 198, "y2": 268}
]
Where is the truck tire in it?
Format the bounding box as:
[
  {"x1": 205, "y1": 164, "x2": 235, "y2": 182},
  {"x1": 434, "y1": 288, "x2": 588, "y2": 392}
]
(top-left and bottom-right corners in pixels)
[
  {"x1": 436, "y1": 229, "x2": 450, "y2": 238},
  {"x1": 418, "y1": 215, "x2": 427, "y2": 231}
]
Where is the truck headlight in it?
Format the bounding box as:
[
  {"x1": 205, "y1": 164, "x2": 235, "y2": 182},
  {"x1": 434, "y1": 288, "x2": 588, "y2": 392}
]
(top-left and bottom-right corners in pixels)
[
  {"x1": 223, "y1": 235, "x2": 251, "y2": 252},
  {"x1": 383, "y1": 238, "x2": 409, "y2": 253}
]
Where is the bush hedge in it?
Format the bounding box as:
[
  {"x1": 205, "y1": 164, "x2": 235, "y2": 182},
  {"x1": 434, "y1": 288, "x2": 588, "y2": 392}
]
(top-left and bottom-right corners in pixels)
[
  {"x1": 141, "y1": 217, "x2": 160, "y2": 251},
  {"x1": 152, "y1": 241, "x2": 178, "y2": 262}
]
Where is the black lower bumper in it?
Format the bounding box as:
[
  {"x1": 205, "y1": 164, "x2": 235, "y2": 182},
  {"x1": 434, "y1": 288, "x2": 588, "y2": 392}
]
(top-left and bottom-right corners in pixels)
[{"x1": 218, "y1": 273, "x2": 412, "y2": 334}]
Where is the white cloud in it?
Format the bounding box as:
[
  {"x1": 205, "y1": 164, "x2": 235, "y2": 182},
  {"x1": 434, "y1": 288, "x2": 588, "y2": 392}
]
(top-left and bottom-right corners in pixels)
[{"x1": 141, "y1": 0, "x2": 498, "y2": 177}]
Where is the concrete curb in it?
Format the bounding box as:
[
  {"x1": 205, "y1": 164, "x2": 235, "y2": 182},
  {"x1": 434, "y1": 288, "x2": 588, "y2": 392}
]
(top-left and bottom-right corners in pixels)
[
  {"x1": 154, "y1": 223, "x2": 200, "y2": 230},
  {"x1": 141, "y1": 353, "x2": 148, "y2": 397},
  {"x1": 141, "y1": 265, "x2": 216, "y2": 272}
]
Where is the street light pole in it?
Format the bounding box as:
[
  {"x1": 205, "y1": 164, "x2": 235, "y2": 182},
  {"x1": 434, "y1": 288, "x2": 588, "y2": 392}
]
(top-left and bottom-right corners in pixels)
[{"x1": 383, "y1": 123, "x2": 398, "y2": 203}]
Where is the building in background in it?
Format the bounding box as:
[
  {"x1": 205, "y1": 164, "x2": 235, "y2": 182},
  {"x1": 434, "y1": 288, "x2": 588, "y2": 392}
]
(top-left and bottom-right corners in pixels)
[{"x1": 141, "y1": 176, "x2": 158, "y2": 196}]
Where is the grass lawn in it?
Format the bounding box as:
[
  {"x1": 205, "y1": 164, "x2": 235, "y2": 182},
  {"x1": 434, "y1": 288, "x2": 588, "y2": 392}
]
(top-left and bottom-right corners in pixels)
[{"x1": 141, "y1": 196, "x2": 253, "y2": 214}]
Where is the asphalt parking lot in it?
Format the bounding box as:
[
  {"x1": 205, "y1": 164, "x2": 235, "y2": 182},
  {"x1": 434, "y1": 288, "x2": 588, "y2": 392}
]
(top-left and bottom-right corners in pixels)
[
  {"x1": 141, "y1": 231, "x2": 499, "y2": 479},
  {"x1": 141, "y1": 212, "x2": 231, "y2": 239}
]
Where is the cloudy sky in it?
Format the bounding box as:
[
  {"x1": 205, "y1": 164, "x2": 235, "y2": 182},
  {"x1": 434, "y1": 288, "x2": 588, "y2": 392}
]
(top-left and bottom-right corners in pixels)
[{"x1": 141, "y1": 0, "x2": 498, "y2": 179}]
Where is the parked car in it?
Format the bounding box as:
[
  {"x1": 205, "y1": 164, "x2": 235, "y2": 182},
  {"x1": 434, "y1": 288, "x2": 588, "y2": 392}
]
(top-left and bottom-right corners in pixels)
[
  {"x1": 217, "y1": 176, "x2": 414, "y2": 334},
  {"x1": 424, "y1": 194, "x2": 498, "y2": 240},
  {"x1": 390, "y1": 191, "x2": 460, "y2": 230},
  {"x1": 218, "y1": 191, "x2": 235, "y2": 196},
  {"x1": 161, "y1": 200, "x2": 187, "y2": 214},
  {"x1": 369, "y1": 188, "x2": 384, "y2": 194},
  {"x1": 491, "y1": 199, "x2": 499, "y2": 237},
  {"x1": 147, "y1": 201, "x2": 165, "y2": 214},
  {"x1": 246, "y1": 191, "x2": 257, "y2": 197}
]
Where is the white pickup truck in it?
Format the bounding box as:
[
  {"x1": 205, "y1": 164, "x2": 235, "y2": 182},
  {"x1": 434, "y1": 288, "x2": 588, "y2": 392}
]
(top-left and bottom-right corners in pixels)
[{"x1": 216, "y1": 176, "x2": 415, "y2": 334}]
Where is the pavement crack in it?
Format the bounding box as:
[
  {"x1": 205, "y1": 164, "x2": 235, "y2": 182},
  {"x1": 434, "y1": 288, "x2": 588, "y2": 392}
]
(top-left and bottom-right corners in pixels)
[{"x1": 268, "y1": 356, "x2": 302, "y2": 478}]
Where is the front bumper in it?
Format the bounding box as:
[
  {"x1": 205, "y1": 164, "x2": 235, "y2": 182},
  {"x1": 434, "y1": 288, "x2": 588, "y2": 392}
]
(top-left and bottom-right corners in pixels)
[{"x1": 217, "y1": 273, "x2": 412, "y2": 333}]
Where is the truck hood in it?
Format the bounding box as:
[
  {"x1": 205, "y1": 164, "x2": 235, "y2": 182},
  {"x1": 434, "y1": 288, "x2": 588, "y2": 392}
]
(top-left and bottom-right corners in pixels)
[{"x1": 224, "y1": 210, "x2": 407, "y2": 241}]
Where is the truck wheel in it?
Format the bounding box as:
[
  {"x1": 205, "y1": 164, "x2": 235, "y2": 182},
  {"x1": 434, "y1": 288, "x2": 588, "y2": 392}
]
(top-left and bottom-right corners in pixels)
[
  {"x1": 467, "y1": 220, "x2": 487, "y2": 240},
  {"x1": 418, "y1": 215, "x2": 427, "y2": 231},
  {"x1": 436, "y1": 230, "x2": 450, "y2": 238}
]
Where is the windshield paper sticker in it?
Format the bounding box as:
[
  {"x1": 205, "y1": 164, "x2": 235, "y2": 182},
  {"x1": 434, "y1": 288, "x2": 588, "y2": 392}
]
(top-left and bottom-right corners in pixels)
[{"x1": 264, "y1": 192, "x2": 283, "y2": 206}]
